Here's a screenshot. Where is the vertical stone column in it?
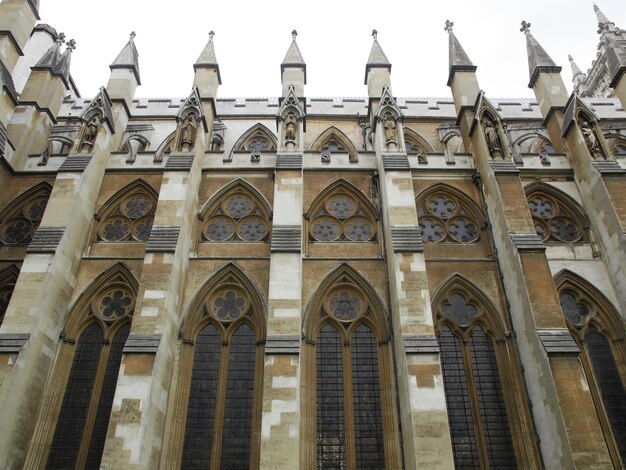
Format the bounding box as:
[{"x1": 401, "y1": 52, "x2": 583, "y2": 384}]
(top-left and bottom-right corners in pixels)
[
  {"x1": 373, "y1": 109, "x2": 453, "y2": 469},
  {"x1": 0, "y1": 99, "x2": 128, "y2": 469},
  {"x1": 101, "y1": 130, "x2": 207, "y2": 469}
]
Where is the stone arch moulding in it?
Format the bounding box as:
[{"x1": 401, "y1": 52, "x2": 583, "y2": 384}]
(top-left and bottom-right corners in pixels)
[
  {"x1": 199, "y1": 178, "x2": 272, "y2": 220},
  {"x1": 228, "y1": 123, "x2": 278, "y2": 161},
  {"x1": 430, "y1": 272, "x2": 509, "y2": 338},
  {"x1": 403, "y1": 127, "x2": 435, "y2": 154},
  {"x1": 305, "y1": 178, "x2": 378, "y2": 221},
  {"x1": 308, "y1": 126, "x2": 358, "y2": 162},
  {"x1": 93, "y1": 179, "x2": 158, "y2": 243}
]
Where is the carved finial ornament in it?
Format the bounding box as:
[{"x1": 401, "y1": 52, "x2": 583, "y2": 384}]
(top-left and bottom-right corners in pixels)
[
  {"x1": 520, "y1": 21, "x2": 531, "y2": 33},
  {"x1": 130, "y1": 31, "x2": 136, "y2": 40},
  {"x1": 444, "y1": 20, "x2": 454, "y2": 32},
  {"x1": 291, "y1": 29, "x2": 298, "y2": 39},
  {"x1": 372, "y1": 29, "x2": 378, "y2": 39},
  {"x1": 56, "y1": 32, "x2": 66, "y2": 44},
  {"x1": 209, "y1": 30, "x2": 215, "y2": 39},
  {"x1": 66, "y1": 39, "x2": 76, "y2": 51}
]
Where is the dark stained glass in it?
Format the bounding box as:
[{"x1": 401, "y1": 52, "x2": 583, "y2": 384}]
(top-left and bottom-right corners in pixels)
[
  {"x1": 47, "y1": 323, "x2": 104, "y2": 469},
  {"x1": 133, "y1": 216, "x2": 153, "y2": 241},
  {"x1": 237, "y1": 216, "x2": 268, "y2": 241},
  {"x1": 327, "y1": 196, "x2": 356, "y2": 219},
  {"x1": 586, "y1": 326, "x2": 626, "y2": 464},
  {"x1": 2, "y1": 218, "x2": 33, "y2": 244},
  {"x1": 85, "y1": 323, "x2": 131, "y2": 468},
  {"x1": 329, "y1": 291, "x2": 360, "y2": 321},
  {"x1": 102, "y1": 218, "x2": 130, "y2": 241},
  {"x1": 344, "y1": 217, "x2": 374, "y2": 242},
  {"x1": 351, "y1": 324, "x2": 385, "y2": 469},
  {"x1": 441, "y1": 293, "x2": 478, "y2": 327},
  {"x1": 220, "y1": 323, "x2": 256, "y2": 469},
  {"x1": 124, "y1": 196, "x2": 153, "y2": 219},
  {"x1": 438, "y1": 326, "x2": 480, "y2": 469},
  {"x1": 427, "y1": 196, "x2": 456, "y2": 218},
  {"x1": 559, "y1": 291, "x2": 590, "y2": 325},
  {"x1": 419, "y1": 218, "x2": 445, "y2": 242},
  {"x1": 448, "y1": 217, "x2": 478, "y2": 243},
  {"x1": 25, "y1": 197, "x2": 48, "y2": 221},
  {"x1": 205, "y1": 217, "x2": 235, "y2": 241},
  {"x1": 311, "y1": 217, "x2": 341, "y2": 241},
  {"x1": 469, "y1": 327, "x2": 517, "y2": 469},
  {"x1": 528, "y1": 196, "x2": 553, "y2": 219},
  {"x1": 317, "y1": 324, "x2": 346, "y2": 469},
  {"x1": 182, "y1": 324, "x2": 221, "y2": 469}
]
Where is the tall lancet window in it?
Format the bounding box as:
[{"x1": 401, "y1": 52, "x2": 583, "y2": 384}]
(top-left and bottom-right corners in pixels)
[
  {"x1": 435, "y1": 287, "x2": 518, "y2": 469},
  {"x1": 301, "y1": 266, "x2": 401, "y2": 469},
  {"x1": 556, "y1": 272, "x2": 626, "y2": 468},
  {"x1": 166, "y1": 265, "x2": 265, "y2": 469},
  {"x1": 31, "y1": 265, "x2": 137, "y2": 469}
]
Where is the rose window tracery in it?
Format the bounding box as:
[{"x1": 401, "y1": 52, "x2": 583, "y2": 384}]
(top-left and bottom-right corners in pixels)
[
  {"x1": 208, "y1": 287, "x2": 249, "y2": 322},
  {"x1": 417, "y1": 193, "x2": 480, "y2": 243},
  {"x1": 323, "y1": 287, "x2": 367, "y2": 323},
  {"x1": 310, "y1": 193, "x2": 376, "y2": 242},
  {"x1": 98, "y1": 192, "x2": 156, "y2": 242},
  {"x1": 93, "y1": 287, "x2": 134, "y2": 322},
  {"x1": 527, "y1": 192, "x2": 584, "y2": 243},
  {"x1": 202, "y1": 191, "x2": 270, "y2": 242},
  {"x1": 0, "y1": 195, "x2": 49, "y2": 245},
  {"x1": 559, "y1": 290, "x2": 592, "y2": 326}
]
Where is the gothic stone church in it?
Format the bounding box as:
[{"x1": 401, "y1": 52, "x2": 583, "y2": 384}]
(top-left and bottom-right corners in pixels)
[{"x1": 0, "y1": 1, "x2": 626, "y2": 468}]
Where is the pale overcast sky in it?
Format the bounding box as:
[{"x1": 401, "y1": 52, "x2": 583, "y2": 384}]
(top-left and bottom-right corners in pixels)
[{"x1": 39, "y1": 0, "x2": 624, "y2": 99}]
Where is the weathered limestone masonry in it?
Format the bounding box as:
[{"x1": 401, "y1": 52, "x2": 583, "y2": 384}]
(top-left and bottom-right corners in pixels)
[
  {"x1": 0, "y1": 3, "x2": 625, "y2": 469},
  {"x1": 260, "y1": 32, "x2": 303, "y2": 470},
  {"x1": 366, "y1": 33, "x2": 451, "y2": 469}
]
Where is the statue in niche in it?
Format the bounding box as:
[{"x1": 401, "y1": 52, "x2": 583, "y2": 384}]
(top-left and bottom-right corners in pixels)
[
  {"x1": 177, "y1": 113, "x2": 198, "y2": 152},
  {"x1": 482, "y1": 116, "x2": 502, "y2": 159},
  {"x1": 285, "y1": 114, "x2": 297, "y2": 142},
  {"x1": 80, "y1": 114, "x2": 101, "y2": 153},
  {"x1": 384, "y1": 114, "x2": 397, "y2": 143},
  {"x1": 579, "y1": 118, "x2": 604, "y2": 159}
]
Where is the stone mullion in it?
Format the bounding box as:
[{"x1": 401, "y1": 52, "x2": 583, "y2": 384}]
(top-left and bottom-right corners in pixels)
[
  {"x1": 0, "y1": 103, "x2": 125, "y2": 469},
  {"x1": 100, "y1": 133, "x2": 205, "y2": 468},
  {"x1": 259, "y1": 164, "x2": 302, "y2": 469},
  {"x1": 465, "y1": 108, "x2": 610, "y2": 467}
]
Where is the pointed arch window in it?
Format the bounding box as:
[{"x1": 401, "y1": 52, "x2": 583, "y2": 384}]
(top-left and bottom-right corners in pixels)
[
  {"x1": 38, "y1": 267, "x2": 136, "y2": 469},
  {"x1": 307, "y1": 182, "x2": 378, "y2": 243},
  {"x1": 200, "y1": 182, "x2": 272, "y2": 242},
  {"x1": 95, "y1": 183, "x2": 157, "y2": 243},
  {"x1": 556, "y1": 275, "x2": 626, "y2": 467},
  {"x1": 526, "y1": 188, "x2": 587, "y2": 243},
  {"x1": 0, "y1": 266, "x2": 19, "y2": 326},
  {"x1": 0, "y1": 184, "x2": 51, "y2": 246},
  {"x1": 168, "y1": 266, "x2": 265, "y2": 469},
  {"x1": 435, "y1": 288, "x2": 519, "y2": 469},
  {"x1": 302, "y1": 268, "x2": 401, "y2": 469},
  {"x1": 229, "y1": 124, "x2": 278, "y2": 161},
  {"x1": 309, "y1": 127, "x2": 358, "y2": 162},
  {"x1": 416, "y1": 189, "x2": 482, "y2": 243}
]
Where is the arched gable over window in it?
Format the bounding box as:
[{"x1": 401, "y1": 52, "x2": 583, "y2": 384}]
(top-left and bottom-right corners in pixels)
[
  {"x1": 305, "y1": 179, "x2": 379, "y2": 243},
  {"x1": 525, "y1": 182, "x2": 589, "y2": 243},
  {"x1": 0, "y1": 264, "x2": 19, "y2": 326},
  {"x1": 0, "y1": 182, "x2": 51, "y2": 246},
  {"x1": 94, "y1": 180, "x2": 158, "y2": 243},
  {"x1": 301, "y1": 264, "x2": 401, "y2": 470},
  {"x1": 162, "y1": 263, "x2": 266, "y2": 469},
  {"x1": 309, "y1": 126, "x2": 358, "y2": 162},
  {"x1": 25, "y1": 263, "x2": 137, "y2": 469},
  {"x1": 555, "y1": 270, "x2": 626, "y2": 467},
  {"x1": 431, "y1": 274, "x2": 541, "y2": 468},
  {"x1": 415, "y1": 183, "x2": 485, "y2": 243},
  {"x1": 198, "y1": 179, "x2": 272, "y2": 242},
  {"x1": 228, "y1": 123, "x2": 277, "y2": 160}
]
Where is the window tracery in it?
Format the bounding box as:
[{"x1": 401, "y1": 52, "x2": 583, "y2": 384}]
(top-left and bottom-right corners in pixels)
[
  {"x1": 417, "y1": 191, "x2": 481, "y2": 243},
  {"x1": 0, "y1": 184, "x2": 50, "y2": 246},
  {"x1": 309, "y1": 126, "x2": 358, "y2": 162},
  {"x1": 200, "y1": 183, "x2": 271, "y2": 242},
  {"x1": 95, "y1": 184, "x2": 157, "y2": 243},
  {"x1": 229, "y1": 124, "x2": 277, "y2": 161},
  {"x1": 308, "y1": 184, "x2": 378, "y2": 243},
  {"x1": 526, "y1": 190, "x2": 586, "y2": 243},
  {"x1": 435, "y1": 287, "x2": 518, "y2": 469},
  {"x1": 556, "y1": 275, "x2": 626, "y2": 467}
]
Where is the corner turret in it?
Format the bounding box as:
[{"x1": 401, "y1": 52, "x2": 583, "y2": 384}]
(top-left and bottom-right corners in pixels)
[
  {"x1": 281, "y1": 30, "x2": 306, "y2": 97},
  {"x1": 193, "y1": 31, "x2": 221, "y2": 98},
  {"x1": 365, "y1": 29, "x2": 391, "y2": 97}
]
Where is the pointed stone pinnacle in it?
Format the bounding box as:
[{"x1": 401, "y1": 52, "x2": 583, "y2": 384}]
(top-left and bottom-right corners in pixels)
[
  {"x1": 292, "y1": 30, "x2": 297, "y2": 40},
  {"x1": 209, "y1": 30, "x2": 215, "y2": 39},
  {"x1": 568, "y1": 54, "x2": 584, "y2": 77},
  {"x1": 520, "y1": 21, "x2": 531, "y2": 33},
  {"x1": 372, "y1": 29, "x2": 378, "y2": 39},
  {"x1": 593, "y1": 4, "x2": 610, "y2": 25},
  {"x1": 445, "y1": 20, "x2": 454, "y2": 33}
]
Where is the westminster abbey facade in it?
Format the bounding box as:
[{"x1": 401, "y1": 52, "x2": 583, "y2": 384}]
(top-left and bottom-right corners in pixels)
[{"x1": 0, "y1": 0, "x2": 625, "y2": 468}]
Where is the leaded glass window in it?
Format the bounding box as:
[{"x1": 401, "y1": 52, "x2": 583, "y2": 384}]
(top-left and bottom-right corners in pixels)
[
  {"x1": 201, "y1": 186, "x2": 271, "y2": 242},
  {"x1": 314, "y1": 285, "x2": 386, "y2": 468},
  {"x1": 97, "y1": 188, "x2": 156, "y2": 242},
  {"x1": 179, "y1": 273, "x2": 264, "y2": 469},
  {"x1": 46, "y1": 282, "x2": 135, "y2": 469},
  {"x1": 417, "y1": 192, "x2": 481, "y2": 243},
  {"x1": 526, "y1": 191, "x2": 586, "y2": 243},
  {"x1": 558, "y1": 285, "x2": 626, "y2": 467},
  {"x1": 0, "y1": 186, "x2": 50, "y2": 246},
  {"x1": 437, "y1": 291, "x2": 518, "y2": 468},
  {"x1": 309, "y1": 191, "x2": 377, "y2": 242}
]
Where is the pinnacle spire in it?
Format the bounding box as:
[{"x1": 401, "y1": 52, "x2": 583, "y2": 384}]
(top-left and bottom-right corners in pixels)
[
  {"x1": 521, "y1": 21, "x2": 562, "y2": 88},
  {"x1": 568, "y1": 54, "x2": 585, "y2": 78},
  {"x1": 53, "y1": 39, "x2": 75, "y2": 88},
  {"x1": 110, "y1": 31, "x2": 141, "y2": 84},
  {"x1": 594, "y1": 4, "x2": 618, "y2": 35},
  {"x1": 34, "y1": 32, "x2": 64, "y2": 68},
  {"x1": 281, "y1": 30, "x2": 306, "y2": 84},
  {"x1": 194, "y1": 30, "x2": 221, "y2": 85},
  {"x1": 365, "y1": 29, "x2": 391, "y2": 85},
  {"x1": 445, "y1": 20, "x2": 477, "y2": 86}
]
